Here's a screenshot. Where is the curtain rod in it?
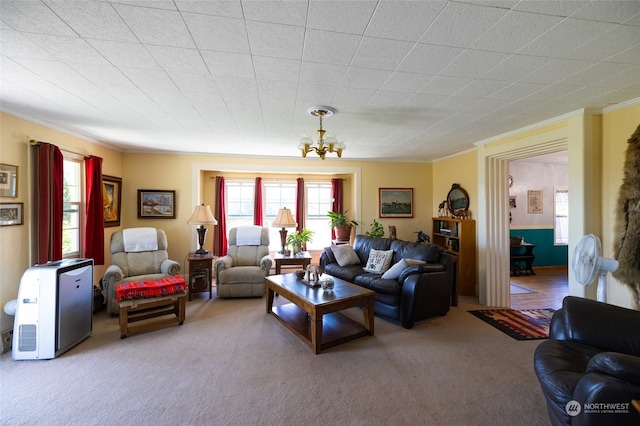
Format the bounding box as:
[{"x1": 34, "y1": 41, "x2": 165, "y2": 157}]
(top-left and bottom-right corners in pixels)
[{"x1": 29, "y1": 139, "x2": 91, "y2": 157}]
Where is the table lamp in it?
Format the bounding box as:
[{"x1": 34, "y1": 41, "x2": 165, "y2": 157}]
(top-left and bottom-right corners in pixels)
[
  {"x1": 187, "y1": 204, "x2": 217, "y2": 255},
  {"x1": 272, "y1": 207, "x2": 297, "y2": 254}
]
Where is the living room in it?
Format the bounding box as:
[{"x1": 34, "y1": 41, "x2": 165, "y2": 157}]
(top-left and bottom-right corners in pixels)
[{"x1": 2, "y1": 1, "x2": 640, "y2": 424}]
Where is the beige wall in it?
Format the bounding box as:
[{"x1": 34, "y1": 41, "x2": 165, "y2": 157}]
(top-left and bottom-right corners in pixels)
[{"x1": 432, "y1": 150, "x2": 478, "y2": 221}]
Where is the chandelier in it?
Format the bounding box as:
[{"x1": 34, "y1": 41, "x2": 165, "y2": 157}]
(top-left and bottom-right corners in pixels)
[{"x1": 298, "y1": 106, "x2": 346, "y2": 160}]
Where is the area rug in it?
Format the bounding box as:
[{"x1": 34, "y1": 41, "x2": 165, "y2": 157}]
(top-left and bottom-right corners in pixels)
[
  {"x1": 468, "y1": 308, "x2": 555, "y2": 340},
  {"x1": 510, "y1": 283, "x2": 537, "y2": 294}
]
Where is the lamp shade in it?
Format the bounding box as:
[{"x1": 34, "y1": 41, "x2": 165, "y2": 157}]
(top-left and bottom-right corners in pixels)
[
  {"x1": 187, "y1": 204, "x2": 217, "y2": 225},
  {"x1": 272, "y1": 207, "x2": 296, "y2": 228}
]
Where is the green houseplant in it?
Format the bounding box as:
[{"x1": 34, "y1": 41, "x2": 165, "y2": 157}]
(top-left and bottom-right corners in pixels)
[
  {"x1": 365, "y1": 219, "x2": 384, "y2": 238},
  {"x1": 327, "y1": 210, "x2": 358, "y2": 242},
  {"x1": 286, "y1": 228, "x2": 314, "y2": 255}
]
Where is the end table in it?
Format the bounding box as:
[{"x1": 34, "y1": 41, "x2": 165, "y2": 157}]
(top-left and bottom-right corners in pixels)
[
  {"x1": 187, "y1": 252, "x2": 214, "y2": 300},
  {"x1": 273, "y1": 251, "x2": 312, "y2": 275}
]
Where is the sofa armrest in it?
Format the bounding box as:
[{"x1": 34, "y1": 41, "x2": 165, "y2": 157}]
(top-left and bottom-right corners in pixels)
[
  {"x1": 102, "y1": 264, "x2": 124, "y2": 291},
  {"x1": 587, "y1": 352, "x2": 640, "y2": 384},
  {"x1": 161, "y1": 259, "x2": 180, "y2": 275},
  {"x1": 319, "y1": 247, "x2": 336, "y2": 272},
  {"x1": 214, "y1": 255, "x2": 233, "y2": 281},
  {"x1": 399, "y1": 271, "x2": 450, "y2": 328},
  {"x1": 260, "y1": 255, "x2": 273, "y2": 273}
]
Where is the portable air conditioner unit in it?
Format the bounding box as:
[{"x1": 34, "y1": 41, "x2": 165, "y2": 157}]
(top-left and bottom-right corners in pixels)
[{"x1": 12, "y1": 258, "x2": 94, "y2": 360}]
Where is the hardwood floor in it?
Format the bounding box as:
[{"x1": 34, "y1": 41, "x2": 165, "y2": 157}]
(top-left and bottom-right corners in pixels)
[{"x1": 510, "y1": 266, "x2": 568, "y2": 310}]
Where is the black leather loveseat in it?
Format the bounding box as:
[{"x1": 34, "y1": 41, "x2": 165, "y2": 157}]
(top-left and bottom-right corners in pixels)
[
  {"x1": 319, "y1": 235, "x2": 456, "y2": 328},
  {"x1": 534, "y1": 296, "x2": 640, "y2": 426}
]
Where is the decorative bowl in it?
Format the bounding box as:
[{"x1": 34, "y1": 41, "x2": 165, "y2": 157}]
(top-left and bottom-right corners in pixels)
[{"x1": 321, "y1": 278, "x2": 335, "y2": 290}]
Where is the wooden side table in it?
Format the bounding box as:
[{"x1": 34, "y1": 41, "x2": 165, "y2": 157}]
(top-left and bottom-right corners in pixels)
[
  {"x1": 187, "y1": 252, "x2": 214, "y2": 300},
  {"x1": 274, "y1": 252, "x2": 312, "y2": 275}
]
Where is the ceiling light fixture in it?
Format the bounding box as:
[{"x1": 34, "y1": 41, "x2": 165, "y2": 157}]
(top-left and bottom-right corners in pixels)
[{"x1": 298, "y1": 106, "x2": 346, "y2": 160}]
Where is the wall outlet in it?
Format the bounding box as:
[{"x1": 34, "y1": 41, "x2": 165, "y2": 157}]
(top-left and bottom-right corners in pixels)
[{"x1": 2, "y1": 329, "x2": 13, "y2": 354}]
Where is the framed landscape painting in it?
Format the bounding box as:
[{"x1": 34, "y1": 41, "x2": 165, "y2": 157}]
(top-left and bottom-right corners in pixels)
[
  {"x1": 138, "y1": 190, "x2": 176, "y2": 219},
  {"x1": 379, "y1": 188, "x2": 413, "y2": 218},
  {"x1": 102, "y1": 175, "x2": 122, "y2": 227}
]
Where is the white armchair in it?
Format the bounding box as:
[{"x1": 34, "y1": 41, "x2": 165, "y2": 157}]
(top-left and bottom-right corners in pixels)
[
  {"x1": 214, "y1": 226, "x2": 272, "y2": 297},
  {"x1": 102, "y1": 228, "x2": 180, "y2": 314}
]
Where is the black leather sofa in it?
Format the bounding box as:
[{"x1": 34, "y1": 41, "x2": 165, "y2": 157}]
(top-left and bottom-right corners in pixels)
[
  {"x1": 319, "y1": 234, "x2": 456, "y2": 328},
  {"x1": 534, "y1": 296, "x2": 640, "y2": 426}
]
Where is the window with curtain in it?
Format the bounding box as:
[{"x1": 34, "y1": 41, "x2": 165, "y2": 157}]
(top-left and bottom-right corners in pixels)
[
  {"x1": 63, "y1": 156, "x2": 84, "y2": 257},
  {"x1": 264, "y1": 182, "x2": 296, "y2": 252},
  {"x1": 305, "y1": 182, "x2": 332, "y2": 249},
  {"x1": 554, "y1": 187, "x2": 569, "y2": 245}
]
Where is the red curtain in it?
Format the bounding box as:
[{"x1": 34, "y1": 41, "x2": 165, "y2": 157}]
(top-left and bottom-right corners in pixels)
[
  {"x1": 32, "y1": 142, "x2": 64, "y2": 264},
  {"x1": 296, "y1": 178, "x2": 305, "y2": 231},
  {"x1": 254, "y1": 177, "x2": 263, "y2": 226},
  {"x1": 331, "y1": 178, "x2": 343, "y2": 241},
  {"x1": 84, "y1": 156, "x2": 104, "y2": 264},
  {"x1": 213, "y1": 176, "x2": 228, "y2": 256}
]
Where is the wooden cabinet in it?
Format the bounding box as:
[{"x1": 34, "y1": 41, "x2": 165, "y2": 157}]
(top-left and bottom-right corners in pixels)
[
  {"x1": 187, "y1": 252, "x2": 214, "y2": 300},
  {"x1": 432, "y1": 218, "x2": 477, "y2": 296}
]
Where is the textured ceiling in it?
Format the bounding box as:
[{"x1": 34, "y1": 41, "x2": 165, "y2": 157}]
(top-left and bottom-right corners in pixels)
[{"x1": 2, "y1": 0, "x2": 639, "y2": 162}]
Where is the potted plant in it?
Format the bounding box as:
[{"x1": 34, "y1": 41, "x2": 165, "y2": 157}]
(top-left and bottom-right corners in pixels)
[
  {"x1": 364, "y1": 219, "x2": 384, "y2": 238},
  {"x1": 327, "y1": 210, "x2": 358, "y2": 241},
  {"x1": 286, "y1": 228, "x2": 314, "y2": 255}
]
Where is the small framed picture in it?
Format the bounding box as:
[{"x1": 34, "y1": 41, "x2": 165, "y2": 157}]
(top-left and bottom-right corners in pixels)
[
  {"x1": 0, "y1": 163, "x2": 18, "y2": 198},
  {"x1": 0, "y1": 203, "x2": 23, "y2": 226},
  {"x1": 138, "y1": 190, "x2": 176, "y2": 219},
  {"x1": 379, "y1": 188, "x2": 413, "y2": 218},
  {"x1": 102, "y1": 175, "x2": 122, "y2": 227}
]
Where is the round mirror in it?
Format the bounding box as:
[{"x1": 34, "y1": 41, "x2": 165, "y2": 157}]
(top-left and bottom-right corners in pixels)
[{"x1": 447, "y1": 184, "x2": 469, "y2": 217}]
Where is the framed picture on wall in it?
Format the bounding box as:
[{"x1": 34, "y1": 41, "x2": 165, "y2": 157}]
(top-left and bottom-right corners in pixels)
[
  {"x1": 0, "y1": 163, "x2": 18, "y2": 198},
  {"x1": 102, "y1": 175, "x2": 122, "y2": 227},
  {"x1": 528, "y1": 190, "x2": 543, "y2": 214},
  {"x1": 0, "y1": 203, "x2": 23, "y2": 226},
  {"x1": 138, "y1": 190, "x2": 176, "y2": 219},
  {"x1": 379, "y1": 188, "x2": 413, "y2": 218}
]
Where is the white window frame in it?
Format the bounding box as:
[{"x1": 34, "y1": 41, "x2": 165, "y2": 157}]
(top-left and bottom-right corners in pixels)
[
  {"x1": 554, "y1": 186, "x2": 569, "y2": 246},
  {"x1": 304, "y1": 182, "x2": 333, "y2": 250},
  {"x1": 224, "y1": 180, "x2": 255, "y2": 231},
  {"x1": 264, "y1": 182, "x2": 297, "y2": 252},
  {"x1": 62, "y1": 155, "x2": 84, "y2": 258}
]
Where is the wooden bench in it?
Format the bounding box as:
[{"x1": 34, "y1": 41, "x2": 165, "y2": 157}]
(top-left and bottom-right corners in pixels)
[
  {"x1": 116, "y1": 276, "x2": 187, "y2": 338},
  {"x1": 510, "y1": 243, "x2": 536, "y2": 275}
]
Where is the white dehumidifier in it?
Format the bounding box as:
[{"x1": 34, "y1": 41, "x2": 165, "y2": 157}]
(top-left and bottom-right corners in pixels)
[{"x1": 12, "y1": 258, "x2": 94, "y2": 360}]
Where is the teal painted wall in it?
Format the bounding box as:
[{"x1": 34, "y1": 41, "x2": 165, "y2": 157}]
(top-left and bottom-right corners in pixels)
[{"x1": 510, "y1": 229, "x2": 568, "y2": 267}]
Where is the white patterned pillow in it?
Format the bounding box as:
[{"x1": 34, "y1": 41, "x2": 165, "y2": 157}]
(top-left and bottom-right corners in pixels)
[
  {"x1": 330, "y1": 245, "x2": 361, "y2": 267},
  {"x1": 364, "y1": 249, "x2": 394, "y2": 274}
]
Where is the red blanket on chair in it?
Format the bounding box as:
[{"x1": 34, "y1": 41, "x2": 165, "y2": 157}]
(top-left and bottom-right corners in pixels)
[{"x1": 116, "y1": 275, "x2": 187, "y2": 302}]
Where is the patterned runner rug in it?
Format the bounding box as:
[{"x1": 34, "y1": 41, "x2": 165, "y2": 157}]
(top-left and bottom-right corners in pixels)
[{"x1": 468, "y1": 308, "x2": 555, "y2": 340}]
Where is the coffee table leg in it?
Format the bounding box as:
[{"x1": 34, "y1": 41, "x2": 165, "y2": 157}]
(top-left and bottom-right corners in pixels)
[
  {"x1": 266, "y1": 286, "x2": 274, "y2": 313},
  {"x1": 363, "y1": 296, "x2": 375, "y2": 335},
  {"x1": 311, "y1": 311, "x2": 322, "y2": 354}
]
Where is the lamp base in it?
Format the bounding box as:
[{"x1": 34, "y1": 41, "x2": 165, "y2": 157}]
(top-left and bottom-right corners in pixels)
[
  {"x1": 194, "y1": 248, "x2": 209, "y2": 255},
  {"x1": 195, "y1": 226, "x2": 209, "y2": 256},
  {"x1": 279, "y1": 227, "x2": 288, "y2": 255}
]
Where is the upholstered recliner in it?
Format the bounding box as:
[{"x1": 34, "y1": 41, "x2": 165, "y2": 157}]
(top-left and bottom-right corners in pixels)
[
  {"x1": 214, "y1": 226, "x2": 272, "y2": 298},
  {"x1": 102, "y1": 227, "x2": 181, "y2": 314},
  {"x1": 534, "y1": 296, "x2": 640, "y2": 426}
]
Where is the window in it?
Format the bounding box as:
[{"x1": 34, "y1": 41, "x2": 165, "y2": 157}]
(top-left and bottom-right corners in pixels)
[
  {"x1": 305, "y1": 182, "x2": 332, "y2": 249},
  {"x1": 264, "y1": 182, "x2": 296, "y2": 252},
  {"x1": 63, "y1": 157, "x2": 84, "y2": 257},
  {"x1": 554, "y1": 187, "x2": 568, "y2": 245},
  {"x1": 225, "y1": 181, "x2": 254, "y2": 231}
]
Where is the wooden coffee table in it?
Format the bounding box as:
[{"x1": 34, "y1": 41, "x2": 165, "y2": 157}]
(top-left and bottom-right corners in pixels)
[{"x1": 265, "y1": 274, "x2": 375, "y2": 354}]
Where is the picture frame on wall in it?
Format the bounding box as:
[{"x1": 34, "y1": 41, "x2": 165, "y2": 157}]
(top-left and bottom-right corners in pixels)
[
  {"x1": 0, "y1": 203, "x2": 23, "y2": 226},
  {"x1": 138, "y1": 189, "x2": 176, "y2": 219},
  {"x1": 102, "y1": 175, "x2": 122, "y2": 227},
  {"x1": 0, "y1": 163, "x2": 18, "y2": 198},
  {"x1": 528, "y1": 190, "x2": 543, "y2": 214},
  {"x1": 379, "y1": 188, "x2": 413, "y2": 218}
]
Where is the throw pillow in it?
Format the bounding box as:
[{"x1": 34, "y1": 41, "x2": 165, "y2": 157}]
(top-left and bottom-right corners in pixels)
[
  {"x1": 381, "y1": 258, "x2": 409, "y2": 280},
  {"x1": 364, "y1": 249, "x2": 394, "y2": 274},
  {"x1": 330, "y1": 245, "x2": 361, "y2": 267}
]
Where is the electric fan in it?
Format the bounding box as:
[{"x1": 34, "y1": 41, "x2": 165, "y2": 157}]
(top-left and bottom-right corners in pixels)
[{"x1": 572, "y1": 234, "x2": 619, "y2": 302}]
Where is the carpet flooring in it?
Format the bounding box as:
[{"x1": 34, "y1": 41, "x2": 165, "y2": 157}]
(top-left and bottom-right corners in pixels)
[{"x1": 468, "y1": 309, "x2": 555, "y2": 340}]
